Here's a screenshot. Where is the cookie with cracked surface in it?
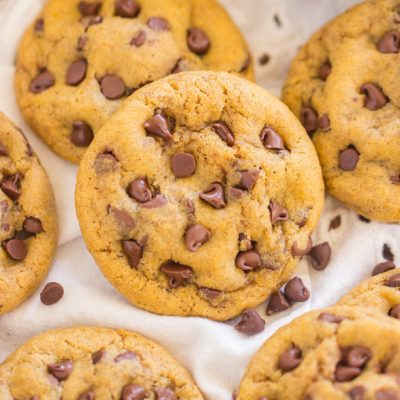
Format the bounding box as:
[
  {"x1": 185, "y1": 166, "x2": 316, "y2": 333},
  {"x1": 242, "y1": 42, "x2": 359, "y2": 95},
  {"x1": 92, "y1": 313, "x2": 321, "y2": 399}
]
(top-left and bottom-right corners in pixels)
[
  {"x1": 0, "y1": 113, "x2": 58, "y2": 315},
  {"x1": 15, "y1": 0, "x2": 254, "y2": 164},
  {"x1": 237, "y1": 306, "x2": 400, "y2": 400},
  {"x1": 0, "y1": 326, "x2": 203, "y2": 399},
  {"x1": 282, "y1": 0, "x2": 400, "y2": 222},
  {"x1": 75, "y1": 71, "x2": 324, "y2": 320}
]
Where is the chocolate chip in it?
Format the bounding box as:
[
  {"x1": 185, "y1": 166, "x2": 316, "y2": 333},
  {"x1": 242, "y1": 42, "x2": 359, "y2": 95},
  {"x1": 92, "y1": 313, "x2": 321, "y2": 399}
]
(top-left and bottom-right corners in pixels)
[
  {"x1": 185, "y1": 224, "x2": 211, "y2": 252},
  {"x1": 40, "y1": 282, "x2": 64, "y2": 305},
  {"x1": 300, "y1": 106, "x2": 318, "y2": 135},
  {"x1": 339, "y1": 145, "x2": 359, "y2": 171},
  {"x1": 391, "y1": 174, "x2": 400, "y2": 184},
  {"x1": 318, "y1": 312, "x2": 345, "y2": 323},
  {"x1": 78, "y1": 1, "x2": 101, "y2": 16},
  {"x1": 335, "y1": 365, "x2": 362, "y2": 382},
  {"x1": 318, "y1": 61, "x2": 332, "y2": 80},
  {"x1": 141, "y1": 194, "x2": 167, "y2": 209},
  {"x1": 23, "y1": 217, "x2": 43, "y2": 234},
  {"x1": 91, "y1": 349, "x2": 105, "y2": 364},
  {"x1": 147, "y1": 17, "x2": 169, "y2": 31},
  {"x1": 317, "y1": 114, "x2": 330, "y2": 131},
  {"x1": 157, "y1": 388, "x2": 177, "y2": 400},
  {"x1": 259, "y1": 53, "x2": 270, "y2": 66},
  {"x1": 375, "y1": 390, "x2": 400, "y2": 400},
  {"x1": 386, "y1": 273, "x2": 400, "y2": 287},
  {"x1": 122, "y1": 240, "x2": 142, "y2": 268},
  {"x1": 269, "y1": 200, "x2": 289, "y2": 224},
  {"x1": 100, "y1": 75, "x2": 126, "y2": 100},
  {"x1": 237, "y1": 170, "x2": 259, "y2": 191},
  {"x1": 260, "y1": 126, "x2": 285, "y2": 150},
  {"x1": 329, "y1": 215, "x2": 341, "y2": 230},
  {"x1": 2, "y1": 238, "x2": 27, "y2": 261},
  {"x1": 187, "y1": 27, "x2": 210, "y2": 55},
  {"x1": 348, "y1": 386, "x2": 366, "y2": 400},
  {"x1": 29, "y1": 69, "x2": 55, "y2": 93},
  {"x1": 378, "y1": 30, "x2": 400, "y2": 53},
  {"x1": 235, "y1": 309, "x2": 265, "y2": 336},
  {"x1": 144, "y1": 113, "x2": 173, "y2": 141},
  {"x1": 266, "y1": 291, "x2": 290, "y2": 315},
  {"x1": 160, "y1": 261, "x2": 193, "y2": 288},
  {"x1": 308, "y1": 242, "x2": 331, "y2": 271},
  {"x1": 229, "y1": 187, "x2": 244, "y2": 200},
  {"x1": 389, "y1": 304, "x2": 400, "y2": 319},
  {"x1": 47, "y1": 360, "x2": 73, "y2": 381},
  {"x1": 66, "y1": 59, "x2": 87, "y2": 86},
  {"x1": 372, "y1": 261, "x2": 395, "y2": 276},
  {"x1": 199, "y1": 287, "x2": 222, "y2": 299},
  {"x1": 360, "y1": 83, "x2": 388, "y2": 110},
  {"x1": 200, "y1": 183, "x2": 225, "y2": 209},
  {"x1": 383, "y1": 243, "x2": 395, "y2": 261},
  {"x1": 211, "y1": 121, "x2": 234, "y2": 146},
  {"x1": 120, "y1": 384, "x2": 146, "y2": 400},
  {"x1": 1, "y1": 173, "x2": 21, "y2": 201},
  {"x1": 77, "y1": 36, "x2": 88, "y2": 51},
  {"x1": 115, "y1": 351, "x2": 136, "y2": 362},
  {"x1": 127, "y1": 178, "x2": 152, "y2": 203},
  {"x1": 131, "y1": 30, "x2": 146, "y2": 47},
  {"x1": 342, "y1": 346, "x2": 372, "y2": 368},
  {"x1": 82, "y1": 15, "x2": 103, "y2": 28},
  {"x1": 278, "y1": 347, "x2": 302, "y2": 372},
  {"x1": 171, "y1": 153, "x2": 196, "y2": 178},
  {"x1": 34, "y1": 18, "x2": 44, "y2": 32},
  {"x1": 115, "y1": 0, "x2": 140, "y2": 18},
  {"x1": 284, "y1": 277, "x2": 310, "y2": 302},
  {"x1": 95, "y1": 152, "x2": 118, "y2": 174},
  {"x1": 358, "y1": 214, "x2": 370, "y2": 223},
  {"x1": 235, "y1": 250, "x2": 262, "y2": 272},
  {"x1": 185, "y1": 199, "x2": 195, "y2": 215},
  {"x1": 71, "y1": 121, "x2": 94, "y2": 147},
  {"x1": 79, "y1": 391, "x2": 95, "y2": 400}
]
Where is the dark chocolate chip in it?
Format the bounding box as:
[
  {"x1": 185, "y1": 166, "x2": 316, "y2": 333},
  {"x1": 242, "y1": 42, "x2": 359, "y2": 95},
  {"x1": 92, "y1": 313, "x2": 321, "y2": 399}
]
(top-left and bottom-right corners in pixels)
[
  {"x1": 375, "y1": 390, "x2": 400, "y2": 400},
  {"x1": 66, "y1": 59, "x2": 87, "y2": 86},
  {"x1": 360, "y1": 83, "x2": 388, "y2": 110},
  {"x1": 318, "y1": 61, "x2": 332, "y2": 81},
  {"x1": 160, "y1": 261, "x2": 193, "y2": 288},
  {"x1": 1, "y1": 173, "x2": 21, "y2": 201},
  {"x1": 318, "y1": 312, "x2": 345, "y2": 323},
  {"x1": 157, "y1": 388, "x2": 177, "y2": 400},
  {"x1": 260, "y1": 126, "x2": 285, "y2": 150},
  {"x1": 122, "y1": 240, "x2": 142, "y2": 268},
  {"x1": 115, "y1": 0, "x2": 140, "y2": 18},
  {"x1": 348, "y1": 386, "x2": 366, "y2": 400},
  {"x1": 300, "y1": 106, "x2": 318, "y2": 135},
  {"x1": 120, "y1": 384, "x2": 146, "y2": 400},
  {"x1": 185, "y1": 224, "x2": 211, "y2": 252},
  {"x1": 389, "y1": 304, "x2": 400, "y2": 319},
  {"x1": 339, "y1": 146, "x2": 359, "y2": 171},
  {"x1": 171, "y1": 153, "x2": 196, "y2": 178},
  {"x1": 127, "y1": 178, "x2": 152, "y2": 203},
  {"x1": 386, "y1": 273, "x2": 400, "y2": 287},
  {"x1": 187, "y1": 27, "x2": 210, "y2": 55},
  {"x1": 40, "y1": 282, "x2": 64, "y2": 305},
  {"x1": 199, "y1": 183, "x2": 226, "y2": 209},
  {"x1": 291, "y1": 237, "x2": 313, "y2": 257},
  {"x1": 335, "y1": 365, "x2": 362, "y2": 382},
  {"x1": 144, "y1": 113, "x2": 173, "y2": 141},
  {"x1": 237, "y1": 170, "x2": 259, "y2": 191},
  {"x1": 115, "y1": 351, "x2": 136, "y2": 362},
  {"x1": 378, "y1": 30, "x2": 400, "y2": 53},
  {"x1": 78, "y1": 1, "x2": 101, "y2": 16},
  {"x1": 91, "y1": 349, "x2": 105, "y2": 364},
  {"x1": 266, "y1": 291, "x2": 290, "y2": 315},
  {"x1": 329, "y1": 215, "x2": 341, "y2": 230},
  {"x1": 278, "y1": 347, "x2": 302, "y2": 372},
  {"x1": 235, "y1": 309, "x2": 265, "y2": 336},
  {"x1": 147, "y1": 17, "x2": 169, "y2": 31},
  {"x1": 235, "y1": 249, "x2": 262, "y2": 272},
  {"x1": 47, "y1": 360, "x2": 73, "y2": 381},
  {"x1": 284, "y1": 277, "x2": 310, "y2": 302},
  {"x1": 100, "y1": 75, "x2": 126, "y2": 100},
  {"x1": 317, "y1": 114, "x2": 331, "y2": 131},
  {"x1": 342, "y1": 346, "x2": 372, "y2": 368},
  {"x1": 308, "y1": 242, "x2": 331, "y2": 271},
  {"x1": 71, "y1": 121, "x2": 94, "y2": 147},
  {"x1": 383, "y1": 243, "x2": 395, "y2": 261},
  {"x1": 30, "y1": 69, "x2": 55, "y2": 93},
  {"x1": 2, "y1": 238, "x2": 27, "y2": 261},
  {"x1": 141, "y1": 194, "x2": 167, "y2": 209},
  {"x1": 79, "y1": 391, "x2": 95, "y2": 400},
  {"x1": 131, "y1": 30, "x2": 146, "y2": 47},
  {"x1": 34, "y1": 18, "x2": 44, "y2": 32},
  {"x1": 372, "y1": 261, "x2": 395, "y2": 276},
  {"x1": 269, "y1": 200, "x2": 288, "y2": 224},
  {"x1": 211, "y1": 121, "x2": 234, "y2": 146},
  {"x1": 23, "y1": 217, "x2": 43, "y2": 234}
]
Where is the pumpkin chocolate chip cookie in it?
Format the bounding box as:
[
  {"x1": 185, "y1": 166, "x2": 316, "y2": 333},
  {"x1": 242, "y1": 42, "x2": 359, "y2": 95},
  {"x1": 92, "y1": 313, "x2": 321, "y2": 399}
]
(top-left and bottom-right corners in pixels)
[
  {"x1": 15, "y1": 0, "x2": 254, "y2": 164},
  {"x1": 0, "y1": 113, "x2": 58, "y2": 315},
  {"x1": 282, "y1": 0, "x2": 400, "y2": 222},
  {"x1": 0, "y1": 326, "x2": 203, "y2": 399},
  {"x1": 75, "y1": 71, "x2": 324, "y2": 320}
]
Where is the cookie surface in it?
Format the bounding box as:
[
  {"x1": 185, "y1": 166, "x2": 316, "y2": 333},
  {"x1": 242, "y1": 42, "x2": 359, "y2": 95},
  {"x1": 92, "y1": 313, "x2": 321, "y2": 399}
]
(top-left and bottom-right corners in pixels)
[
  {"x1": 282, "y1": 0, "x2": 400, "y2": 222},
  {"x1": 76, "y1": 71, "x2": 324, "y2": 321},
  {"x1": 15, "y1": 0, "x2": 254, "y2": 164},
  {"x1": 0, "y1": 113, "x2": 58, "y2": 315},
  {"x1": 238, "y1": 306, "x2": 400, "y2": 400},
  {"x1": 0, "y1": 326, "x2": 203, "y2": 399}
]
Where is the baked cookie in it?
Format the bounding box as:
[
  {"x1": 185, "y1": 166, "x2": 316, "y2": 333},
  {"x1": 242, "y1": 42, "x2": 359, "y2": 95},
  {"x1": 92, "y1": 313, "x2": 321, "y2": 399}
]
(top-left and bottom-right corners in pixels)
[
  {"x1": 237, "y1": 306, "x2": 400, "y2": 400},
  {"x1": 0, "y1": 326, "x2": 203, "y2": 399},
  {"x1": 0, "y1": 112, "x2": 58, "y2": 315},
  {"x1": 15, "y1": 0, "x2": 254, "y2": 164},
  {"x1": 76, "y1": 71, "x2": 324, "y2": 321},
  {"x1": 282, "y1": 0, "x2": 400, "y2": 222}
]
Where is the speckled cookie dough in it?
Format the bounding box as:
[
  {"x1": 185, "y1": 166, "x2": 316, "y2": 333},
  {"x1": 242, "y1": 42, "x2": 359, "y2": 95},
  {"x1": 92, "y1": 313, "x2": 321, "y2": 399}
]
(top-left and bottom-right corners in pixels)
[
  {"x1": 0, "y1": 112, "x2": 58, "y2": 315},
  {"x1": 0, "y1": 326, "x2": 203, "y2": 399},
  {"x1": 282, "y1": 0, "x2": 400, "y2": 222},
  {"x1": 15, "y1": 0, "x2": 254, "y2": 164},
  {"x1": 238, "y1": 306, "x2": 400, "y2": 400},
  {"x1": 75, "y1": 71, "x2": 324, "y2": 321}
]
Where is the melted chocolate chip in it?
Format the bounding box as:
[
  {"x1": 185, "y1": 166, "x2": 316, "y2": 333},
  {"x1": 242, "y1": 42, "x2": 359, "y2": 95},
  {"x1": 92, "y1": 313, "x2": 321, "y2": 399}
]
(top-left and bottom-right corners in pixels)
[
  {"x1": 141, "y1": 194, "x2": 167, "y2": 209},
  {"x1": 78, "y1": 1, "x2": 101, "y2": 16},
  {"x1": 2, "y1": 238, "x2": 27, "y2": 261},
  {"x1": 300, "y1": 106, "x2": 318, "y2": 135},
  {"x1": 147, "y1": 17, "x2": 169, "y2": 31},
  {"x1": 360, "y1": 83, "x2": 388, "y2": 110},
  {"x1": 211, "y1": 121, "x2": 234, "y2": 146},
  {"x1": 157, "y1": 388, "x2": 177, "y2": 400},
  {"x1": 235, "y1": 249, "x2": 262, "y2": 272},
  {"x1": 378, "y1": 30, "x2": 400, "y2": 53},
  {"x1": 372, "y1": 260, "x2": 395, "y2": 276},
  {"x1": 100, "y1": 75, "x2": 126, "y2": 100},
  {"x1": 318, "y1": 312, "x2": 345, "y2": 323},
  {"x1": 115, "y1": 0, "x2": 140, "y2": 18},
  {"x1": 269, "y1": 200, "x2": 289, "y2": 224},
  {"x1": 40, "y1": 282, "x2": 64, "y2": 305},
  {"x1": 131, "y1": 30, "x2": 146, "y2": 47},
  {"x1": 237, "y1": 170, "x2": 259, "y2": 191},
  {"x1": 389, "y1": 304, "x2": 400, "y2": 319},
  {"x1": 71, "y1": 121, "x2": 94, "y2": 147},
  {"x1": 318, "y1": 61, "x2": 332, "y2": 81},
  {"x1": 160, "y1": 261, "x2": 193, "y2": 288},
  {"x1": 120, "y1": 384, "x2": 146, "y2": 400},
  {"x1": 317, "y1": 114, "x2": 331, "y2": 131},
  {"x1": 386, "y1": 273, "x2": 400, "y2": 287},
  {"x1": 1, "y1": 173, "x2": 21, "y2": 201},
  {"x1": 260, "y1": 126, "x2": 285, "y2": 150},
  {"x1": 308, "y1": 242, "x2": 331, "y2": 271},
  {"x1": 91, "y1": 349, "x2": 105, "y2": 364},
  {"x1": 171, "y1": 153, "x2": 196, "y2": 178},
  {"x1": 144, "y1": 113, "x2": 173, "y2": 141},
  {"x1": 199, "y1": 183, "x2": 226, "y2": 209},
  {"x1": 342, "y1": 346, "x2": 372, "y2": 368},
  {"x1": 66, "y1": 59, "x2": 87, "y2": 86},
  {"x1": 47, "y1": 360, "x2": 73, "y2": 381},
  {"x1": 82, "y1": 15, "x2": 103, "y2": 28},
  {"x1": 115, "y1": 351, "x2": 136, "y2": 362},
  {"x1": 122, "y1": 240, "x2": 142, "y2": 268},
  {"x1": 335, "y1": 365, "x2": 362, "y2": 382},
  {"x1": 349, "y1": 386, "x2": 366, "y2": 400},
  {"x1": 127, "y1": 178, "x2": 152, "y2": 203},
  {"x1": 30, "y1": 69, "x2": 55, "y2": 93},
  {"x1": 339, "y1": 146, "x2": 359, "y2": 171},
  {"x1": 284, "y1": 277, "x2": 310, "y2": 302},
  {"x1": 278, "y1": 347, "x2": 302, "y2": 372},
  {"x1": 23, "y1": 217, "x2": 43, "y2": 234},
  {"x1": 187, "y1": 27, "x2": 210, "y2": 55},
  {"x1": 235, "y1": 309, "x2": 265, "y2": 336},
  {"x1": 185, "y1": 224, "x2": 211, "y2": 252},
  {"x1": 266, "y1": 291, "x2": 290, "y2": 315}
]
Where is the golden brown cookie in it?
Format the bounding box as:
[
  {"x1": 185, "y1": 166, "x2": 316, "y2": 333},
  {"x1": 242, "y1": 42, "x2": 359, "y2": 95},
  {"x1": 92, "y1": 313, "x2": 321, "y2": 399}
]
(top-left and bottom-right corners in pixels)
[
  {"x1": 0, "y1": 112, "x2": 58, "y2": 315},
  {"x1": 75, "y1": 71, "x2": 324, "y2": 321},
  {"x1": 15, "y1": 0, "x2": 254, "y2": 163},
  {"x1": 282, "y1": 0, "x2": 400, "y2": 222}
]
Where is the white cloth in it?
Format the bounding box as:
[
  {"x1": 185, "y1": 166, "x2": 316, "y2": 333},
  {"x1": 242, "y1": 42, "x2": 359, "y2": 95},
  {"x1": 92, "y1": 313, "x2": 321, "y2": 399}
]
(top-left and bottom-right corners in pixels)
[{"x1": 0, "y1": 1, "x2": 399, "y2": 399}]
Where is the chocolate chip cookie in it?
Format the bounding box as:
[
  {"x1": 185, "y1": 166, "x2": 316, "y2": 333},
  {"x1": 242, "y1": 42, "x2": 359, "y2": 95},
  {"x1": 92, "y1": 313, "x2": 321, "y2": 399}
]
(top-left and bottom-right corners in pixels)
[
  {"x1": 75, "y1": 71, "x2": 324, "y2": 321},
  {"x1": 237, "y1": 306, "x2": 400, "y2": 399},
  {"x1": 282, "y1": 0, "x2": 400, "y2": 222},
  {"x1": 0, "y1": 113, "x2": 58, "y2": 315},
  {"x1": 0, "y1": 326, "x2": 203, "y2": 399},
  {"x1": 15, "y1": 0, "x2": 254, "y2": 164}
]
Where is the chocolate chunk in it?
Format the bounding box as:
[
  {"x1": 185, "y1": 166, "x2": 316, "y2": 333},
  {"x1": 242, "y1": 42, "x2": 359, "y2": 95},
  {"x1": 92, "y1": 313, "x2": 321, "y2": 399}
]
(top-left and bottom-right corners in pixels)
[
  {"x1": 131, "y1": 30, "x2": 146, "y2": 47},
  {"x1": 0, "y1": 143, "x2": 8, "y2": 156},
  {"x1": 269, "y1": 200, "x2": 289, "y2": 224},
  {"x1": 147, "y1": 17, "x2": 169, "y2": 31},
  {"x1": 23, "y1": 217, "x2": 43, "y2": 234},
  {"x1": 335, "y1": 365, "x2": 362, "y2": 382},
  {"x1": 278, "y1": 347, "x2": 302, "y2": 372},
  {"x1": 284, "y1": 277, "x2": 310, "y2": 302},
  {"x1": 121, "y1": 384, "x2": 146, "y2": 400},
  {"x1": 2, "y1": 238, "x2": 27, "y2": 261},
  {"x1": 185, "y1": 224, "x2": 211, "y2": 252},
  {"x1": 115, "y1": 351, "x2": 136, "y2": 362},
  {"x1": 372, "y1": 260, "x2": 395, "y2": 276},
  {"x1": 66, "y1": 59, "x2": 87, "y2": 86},
  {"x1": 187, "y1": 27, "x2": 210, "y2": 55},
  {"x1": 386, "y1": 273, "x2": 400, "y2": 287},
  {"x1": 34, "y1": 18, "x2": 44, "y2": 32},
  {"x1": 100, "y1": 75, "x2": 126, "y2": 100},
  {"x1": 318, "y1": 61, "x2": 332, "y2": 81},
  {"x1": 127, "y1": 178, "x2": 152, "y2": 203},
  {"x1": 141, "y1": 194, "x2": 167, "y2": 209},
  {"x1": 342, "y1": 346, "x2": 372, "y2": 368},
  {"x1": 79, "y1": 391, "x2": 95, "y2": 400},
  {"x1": 360, "y1": 83, "x2": 388, "y2": 110},
  {"x1": 348, "y1": 386, "x2": 366, "y2": 400},
  {"x1": 383, "y1": 243, "x2": 394, "y2": 261},
  {"x1": 171, "y1": 153, "x2": 196, "y2": 178},
  {"x1": 1, "y1": 173, "x2": 21, "y2": 201},
  {"x1": 389, "y1": 304, "x2": 400, "y2": 319},
  {"x1": 235, "y1": 309, "x2": 265, "y2": 336},
  {"x1": 199, "y1": 287, "x2": 222, "y2": 299},
  {"x1": 157, "y1": 388, "x2": 177, "y2": 400},
  {"x1": 77, "y1": 36, "x2": 88, "y2": 51},
  {"x1": 47, "y1": 360, "x2": 73, "y2": 381},
  {"x1": 40, "y1": 282, "x2": 64, "y2": 305},
  {"x1": 199, "y1": 183, "x2": 226, "y2": 209},
  {"x1": 237, "y1": 170, "x2": 259, "y2": 191},
  {"x1": 266, "y1": 291, "x2": 290, "y2": 315},
  {"x1": 317, "y1": 114, "x2": 330, "y2": 131},
  {"x1": 260, "y1": 126, "x2": 285, "y2": 150},
  {"x1": 144, "y1": 113, "x2": 173, "y2": 141},
  {"x1": 235, "y1": 250, "x2": 262, "y2": 272},
  {"x1": 122, "y1": 240, "x2": 142, "y2": 268},
  {"x1": 91, "y1": 349, "x2": 105, "y2": 364},
  {"x1": 378, "y1": 30, "x2": 400, "y2": 53},
  {"x1": 71, "y1": 121, "x2": 94, "y2": 147},
  {"x1": 115, "y1": 0, "x2": 140, "y2": 18},
  {"x1": 78, "y1": 1, "x2": 101, "y2": 16},
  {"x1": 161, "y1": 261, "x2": 193, "y2": 288},
  {"x1": 291, "y1": 237, "x2": 312, "y2": 257},
  {"x1": 339, "y1": 146, "x2": 359, "y2": 171},
  {"x1": 211, "y1": 121, "x2": 234, "y2": 146},
  {"x1": 318, "y1": 312, "x2": 345, "y2": 323},
  {"x1": 308, "y1": 242, "x2": 331, "y2": 271},
  {"x1": 30, "y1": 69, "x2": 55, "y2": 93},
  {"x1": 329, "y1": 215, "x2": 341, "y2": 230},
  {"x1": 300, "y1": 106, "x2": 318, "y2": 135}
]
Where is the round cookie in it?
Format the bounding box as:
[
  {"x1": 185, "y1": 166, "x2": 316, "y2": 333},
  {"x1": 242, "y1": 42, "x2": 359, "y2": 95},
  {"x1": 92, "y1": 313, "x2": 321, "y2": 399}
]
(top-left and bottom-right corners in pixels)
[
  {"x1": 237, "y1": 306, "x2": 400, "y2": 400},
  {"x1": 75, "y1": 71, "x2": 324, "y2": 321},
  {"x1": 15, "y1": 0, "x2": 254, "y2": 164},
  {"x1": 0, "y1": 326, "x2": 203, "y2": 399},
  {"x1": 282, "y1": 0, "x2": 400, "y2": 222},
  {"x1": 0, "y1": 112, "x2": 58, "y2": 315}
]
